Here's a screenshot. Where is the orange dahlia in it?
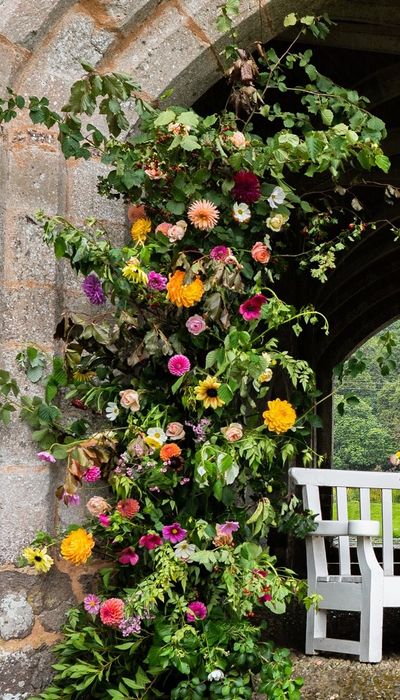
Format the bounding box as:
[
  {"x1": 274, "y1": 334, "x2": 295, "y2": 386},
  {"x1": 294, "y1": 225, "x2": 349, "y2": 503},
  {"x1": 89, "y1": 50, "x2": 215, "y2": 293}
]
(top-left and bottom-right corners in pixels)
[
  {"x1": 262, "y1": 399, "x2": 296, "y2": 434},
  {"x1": 117, "y1": 498, "x2": 140, "y2": 519},
  {"x1": 187, "y1": 199, "x2": 219, "y2": 230},
  {"x1": 166, "y1": 270, "x2": 204, "y2": 308},
  {"x1": 60, "y1": 528, "x2": 95, "y2": 565},
  {"x1": 160, "y1": 443, "x2": 182, "y2": 462}
]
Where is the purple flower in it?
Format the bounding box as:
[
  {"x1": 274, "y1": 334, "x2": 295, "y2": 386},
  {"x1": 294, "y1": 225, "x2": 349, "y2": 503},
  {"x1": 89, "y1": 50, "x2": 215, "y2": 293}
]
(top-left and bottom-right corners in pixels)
[
  {"x1": 239, "y1": 294, "x2": 268, "y2": 321},
  {"x1": 83, "y1": 466, "x2": 101, "y2": 483},
  {"x1": 82, "y1": 273, "x2": 106, "y2": 305},
  {"x1": 168, "y1": 354, "x2": 191, "y2": 377},
  {"x1": 118, "y1": 546, "x2": 139, "y2": 565},
  {"x1": 210, "y1": 245, "x2": 230, "y2": 261},
  {"x1": 147, "y1": 271, "x2": 168, "y2": 291},
  {"x1": 162, "y1": 522, "x2": 187, "y2": 544},
  {"x1": 180, "y1": 477, "x2": 190, "y2": 486},
  {"x1": 186, "y1": 601, "x2": 207, "y2": 622},
  {"x1": 62, "y1": 491, "x2": 80, "y2": 506},
  {"x1": 37, "y1": 451, "x2": 56, "y2": 463},
  {"x1": 186, "y1": 418, "x2": 210, "y2": 443},
  {"x1": 119, "y1": 615, "x2": 142, "y2": 637},
  {"x1": 84, "y1": 594, "x2": 101, "y2": 615},
  {"x1": 186, "y1": 314, "x2": 206, "y2": 336},
  {"x1": 216, "y1": 521, "x2": 240, "y2": 536}
]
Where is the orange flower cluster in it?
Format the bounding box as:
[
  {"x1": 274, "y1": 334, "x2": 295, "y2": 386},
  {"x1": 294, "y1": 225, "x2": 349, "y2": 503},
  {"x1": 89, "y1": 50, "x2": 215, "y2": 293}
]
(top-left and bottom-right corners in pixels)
[
  {"x1": 60, "y1": 528, "x2": 95, "y2": 565},
  {"x1": 166, "y1": 270, "x2": 204, "y2": 308},
  {"x1": 160, "y1": 443, "x2": 181, "y2": 462}
]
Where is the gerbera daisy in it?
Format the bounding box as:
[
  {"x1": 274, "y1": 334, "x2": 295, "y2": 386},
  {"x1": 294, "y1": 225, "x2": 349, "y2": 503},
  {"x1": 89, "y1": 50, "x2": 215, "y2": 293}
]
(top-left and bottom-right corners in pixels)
[
  {"x1": 194, "y1": 376, "x2": 225, "y2": 409},
  {"x1": 232, "y1": 171, "x2": 261, "y2": 204},
  {"x1": 122, "y1": 257, "x2": 148, "y2": 285},
  {"x1": 166, "y1": 270, "x2": 204, "y2": 308},
  {"x1": 130, "y1": 217, "x2": 151, "y2": 244},
  {"x1": 187, "y1": 199, "x2": 219, "y2": 230},
  {"x1": 22, "y1": 546, "x2": 53, "y2": 574}
]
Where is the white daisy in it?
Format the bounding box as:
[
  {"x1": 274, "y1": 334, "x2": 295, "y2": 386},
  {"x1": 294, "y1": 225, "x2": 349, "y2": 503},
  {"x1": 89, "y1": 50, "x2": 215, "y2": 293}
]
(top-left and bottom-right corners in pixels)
[
  {"x1": 232, "y1": 202, "x2": 251, "y2": 223},
  {"x1": 173, "y1": 540, "x2": 197, "y2": 562},
  {"x1": 267, "y1": 186, "x2": 285, "y2": 209},
  {"x1": 105, "y1": 402, "x2": 120, "y2": 421},
  {"x1": 146, "y1": 427, "x2": 167, "y2": 445}
]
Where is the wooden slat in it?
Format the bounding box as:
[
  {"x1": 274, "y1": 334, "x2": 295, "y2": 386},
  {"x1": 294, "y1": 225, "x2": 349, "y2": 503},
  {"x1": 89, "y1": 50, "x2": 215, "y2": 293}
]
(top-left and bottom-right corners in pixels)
[
  {"x1": 336, "y1": 487, "x2": 351, "y2": 576},
  {"x1": 314, "y1": 638, "x2": 360, "y2": 656},
  {"x1": 360, "y1": 488, "x2": 371, "y2": 520},
  {"x1": 382, "y1": 490, "x2": 394, "y2": 575},
  {"x1": 290, "y1": 468, "x2": 400, "y2": 490},
  {"x1": 303, "y1": 484, "x2": 322, "y2": 517}
]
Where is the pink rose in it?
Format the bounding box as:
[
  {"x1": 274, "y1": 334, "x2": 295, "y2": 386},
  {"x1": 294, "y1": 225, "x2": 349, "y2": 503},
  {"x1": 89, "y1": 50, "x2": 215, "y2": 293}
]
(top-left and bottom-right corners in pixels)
[
  {"x1": 167, "y1": 220, "x2": 187, "y2": 242},
  {"x1": 186, "y1": 315, "x2": 206, "y2": 336},
  {"x1": 221, "y1": 423, "x2": 243, "y2": 442},
  {"x1": 166, "y1": 422, "x2": 186, "y2": 440},
  {"x1": 251, "y1": 242, "x2": 271, "y2": 264},
  {"x1": 156, "y1": 222, "x2": 172, "y2": 236},
  {"x1": 86, "y1": 496, "x2": 111, "y2": 517},
  {"x1": 229, "y1": 131, "x2": 247, "y2": 149},
  {"x1": 119, "y1": 389, "x2": 140, "y2": 412}
]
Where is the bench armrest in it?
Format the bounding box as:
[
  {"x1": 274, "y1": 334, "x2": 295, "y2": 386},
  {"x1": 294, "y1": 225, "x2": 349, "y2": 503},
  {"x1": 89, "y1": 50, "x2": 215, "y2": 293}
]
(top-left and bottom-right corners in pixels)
[
  {"x1": 348, "y1": 520, "x2": 380, "y2": 537},
  {"x1": 311, "y1": 520, "x2": 380, "y2": 537}
]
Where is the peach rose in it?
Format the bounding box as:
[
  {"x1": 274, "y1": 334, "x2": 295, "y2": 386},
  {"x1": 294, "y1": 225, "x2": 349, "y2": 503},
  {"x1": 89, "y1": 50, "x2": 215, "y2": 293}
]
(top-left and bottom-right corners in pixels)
[
  {"x1": 119, "y1": 389, "x2": 140, "y2": 412},
  {"x1": 221, "y1": 423, "x2": 243, "y2": 442},
  {"x1": 86, "y1": 496, "x2": 111, "y2": 517},
  {"x1": 166, "y1": 422, "x2": 186, "y2": 440},
  {"x1": 229, "y1": 131, "x2": 247, "y2": 149},
  {"x1": 251, "y1": 241, "x2": 271, "y2": 264},
  {"x1": 156, "y1": 222, "x2": 172, "y2": 236},
  {"x1": 167, "y1": 220, "x2": 187, "y2": 243}
]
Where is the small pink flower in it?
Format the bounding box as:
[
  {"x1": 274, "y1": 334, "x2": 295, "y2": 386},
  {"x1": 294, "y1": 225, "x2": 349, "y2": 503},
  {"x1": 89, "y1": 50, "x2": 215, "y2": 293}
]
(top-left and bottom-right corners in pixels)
[
  {"x1": 37, "y1": 451, "x2": 56, "y2": 463},
  {"x1": 83, "y1": 466, "x2": 101, "y2": 483},
  {"x1": 139, "y1": 533, "x2": 163, "y2": 550},
  {"x1": 186, "y1": 315, "x2": 206, "y2": 336},
  {"x1": 118, "y1": 547, "x2": 139, "y2": 565},
  {"x1": 186, "y1": 601, "x2": 207, "y2": 622},
  {"x1": 162, "y1": 522, "x2": 187, "y2": 544},
  {"x1": 168, "y1": 354, "x2": 191, "y2": 376},
  {"x1": 180, "y1": 477, "x2": 190, "y2": 485},
  {"x1": 216, "y1": 521, "x2": 240, "y2": 537},
  {"x1": 156, "y1": 222, "x2": 172, "y2": 236},
  {"x1": 239, "y1": 294, "x2": 268, "y2": 321},
  {"x1": 62, "y1": 491, "x2": 80, "y2": 506},
  {"x1": 148, "y1": 271, "x2": 168, "y2": 291},
  {"x1": 98, "y1": 514, "x2": 111, "y2": 527},
  {"x1": 210, "y1": 246, "x2": 230, "y2": 261},
  {"x1": 84, "y1": 594, "x2": 101, "y2": 615}
]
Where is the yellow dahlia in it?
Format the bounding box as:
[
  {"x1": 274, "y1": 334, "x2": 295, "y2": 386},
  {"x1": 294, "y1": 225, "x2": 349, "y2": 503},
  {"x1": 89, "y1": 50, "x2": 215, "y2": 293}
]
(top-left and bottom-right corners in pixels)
[
  {"x1": 130, "y1": 217, "x2": 151, "y2": 245},
  {"x1": 187, "y1": 199, "x2": 219, "y2": 230},
  {"x1": 166, "y1": 270, "x2": 204, "y2": 308},
  {"x1": 73, "y1": 370, "x2": 96, "y2": 382},
  {"x1": 60, "y1": 528, "x2": 95, "y2": 566},
  {"x1": 122, "y1": 257, "x2": 148, "y2": 285},
  {"x1": 263, "y1": 399, "x2": 296, "y2": 434},
  {"x1": 195, "y1": 376, "x2": 225, "y2": 409},
  {"x1": 22, "y1": 546, "x2": 53, "y2": 574}
]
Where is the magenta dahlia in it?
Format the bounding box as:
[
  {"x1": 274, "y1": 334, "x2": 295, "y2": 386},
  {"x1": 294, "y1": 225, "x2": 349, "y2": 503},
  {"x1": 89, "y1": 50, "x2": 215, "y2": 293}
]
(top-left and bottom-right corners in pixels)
[
  {"x1": 232, "y1": 171, "x2": 261, "y2": 204},
  {"x1": 168, "y1": 354, "x2": 191, "y2": 376}
]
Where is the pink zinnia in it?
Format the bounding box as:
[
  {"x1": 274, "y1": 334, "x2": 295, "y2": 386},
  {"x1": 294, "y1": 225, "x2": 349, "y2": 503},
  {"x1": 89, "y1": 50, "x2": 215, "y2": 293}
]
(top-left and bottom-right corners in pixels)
[
  {"x1": 100, "y1": 598, "x2": 125, "y2": 627},
  {"x1": 239, "y1": 294, "x2": 268, "y2": 321},
  {"x1": 210, "y1": 246, "x2": 230, "y2": 261},
  {"x1": 84, "y1": 594, "x2": 101, "y2": 615},
  {"x1": 216, "y1": 521, "x2": 240, "y2": 536},
  {"x1": 148, "y1": 271, "x2": 168, "y2": 291},
  {"x1": 186, "y1": 601, "x2": 207, "y2": 622},
  {"x1": 83, "y1": 466, "x2": 101, "y2": 482},
  {"x1": 162, "y1": 522, "x2": 187, "y2": 544},
  {"x1": 118, "y1": 546, "x2": 139, "y2": 565},
  {"x1": 186, "y1": 315, "x2": 206, "y2": 335},
  {"x1": 139, "y1": 533, "x2": 163, "y2": 550},
  {"x1": 168, "y1": 354, "x2": 191, "y2": 376},
  {"x1": 98, "y1": 514, "x2": 111, "y2": 527},
  {"x1": 232, "y1": 171, "x2": 261, "y2": 204}
]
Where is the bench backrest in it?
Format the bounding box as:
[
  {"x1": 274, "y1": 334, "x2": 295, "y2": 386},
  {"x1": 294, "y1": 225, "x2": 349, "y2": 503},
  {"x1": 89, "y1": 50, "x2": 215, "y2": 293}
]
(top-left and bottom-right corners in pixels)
[{"x1": 290, "y1": 468, "x2": 400, "y2": 576}]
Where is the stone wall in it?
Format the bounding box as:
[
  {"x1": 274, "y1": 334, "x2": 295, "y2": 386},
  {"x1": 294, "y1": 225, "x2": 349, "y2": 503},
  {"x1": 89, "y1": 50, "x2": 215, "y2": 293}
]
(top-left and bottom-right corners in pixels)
[{"x1": 0, "y1": 0, "x2": 329, "y2": 696}]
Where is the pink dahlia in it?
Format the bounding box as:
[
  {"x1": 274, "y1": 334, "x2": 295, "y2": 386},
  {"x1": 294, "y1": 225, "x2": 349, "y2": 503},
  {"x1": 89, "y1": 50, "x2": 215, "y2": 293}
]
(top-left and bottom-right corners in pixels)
[
  {"x1": 148, "y1": 271, "x2": 168, "y2": 291},
  {"x1": 162, "y1": 522, "x2": 187, "y2": 544},
  {"x1": 186, "y1": 601, "x2": 207, "y2": 622},
  {"x1": 239, "y1": 294, "x2": 268, "y2": 321},
  {"x1": 186, "y1": 315, "x2": 206, "y2": 335},
  {"x1": 168, "y1": 354, "x2": 191, "y2": 376},
  {"x1": 139, "y1": 533, "x2": 163, "y2": 550},
  {"x1": 84, "y1": 594, "x2": 101, "y2": 615},
  {"x1": 83, "y1": 465, "x2": 101, "y2": 482},
  {"x1": 210, "y1": 246, "x2": 230, "y2": 261},
  {"x1": 118, "y1": 546, "x2": 139, "y2": 565},
  {"x1": 232, "y1": 171, "x2": 261, "y2": 204},
  {"x1": 100, "y1": 598, "x2": 125, "y2": 627}
]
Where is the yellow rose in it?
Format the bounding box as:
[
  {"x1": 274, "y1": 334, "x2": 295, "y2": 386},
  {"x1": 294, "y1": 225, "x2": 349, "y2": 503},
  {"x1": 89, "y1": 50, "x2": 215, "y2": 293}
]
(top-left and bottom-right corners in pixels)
[{"x1": 266, "y1": 214, "x2": 288, "y2": 232}]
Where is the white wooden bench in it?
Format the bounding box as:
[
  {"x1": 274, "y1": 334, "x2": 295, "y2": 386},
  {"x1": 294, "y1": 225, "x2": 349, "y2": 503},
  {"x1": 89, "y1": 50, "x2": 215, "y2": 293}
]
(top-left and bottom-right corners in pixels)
[{"x1": 289, "y1": 467, "x2": 400, "y2": 663}]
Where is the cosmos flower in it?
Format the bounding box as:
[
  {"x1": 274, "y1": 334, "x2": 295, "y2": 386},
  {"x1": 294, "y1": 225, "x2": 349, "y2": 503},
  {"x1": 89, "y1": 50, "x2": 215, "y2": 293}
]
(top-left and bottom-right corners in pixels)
[
  {"x1": 239, "y1": 294, "x2": 268, "y2": 321},
  {"x1": 118, "y1": 547, "x2": 139, "y2": 565},
  {"x1": 174, "y1": 540, "x2": 197, "y2": 562},
  {"x1": 162, "y1": 522, "x2": 187, "y2": 544},
  {"x1": 216, "y1": 521, "x2": 240, "y2": 536},
  {"x1": 187, "y1": 199, "x2": 219, "y2": 230},
  {"x1": 139, "y1": 533, "x2": 163, "y2": 550},
  {"x1": 82, "y1": 273, "x2": 106, "y2": 305},
  {"x1": 232, "y1": 202, "x2": 251, "y2": 223},
  {"x1": 267, "y1": 186, "x2": 285, "y2": 209}
]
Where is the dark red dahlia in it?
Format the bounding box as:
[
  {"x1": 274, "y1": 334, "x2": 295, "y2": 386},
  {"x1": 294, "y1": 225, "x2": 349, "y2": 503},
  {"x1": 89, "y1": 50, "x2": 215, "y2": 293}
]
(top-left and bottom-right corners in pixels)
[{"x1": 232, "y1": 171, "x2": 261, "y2": 204}]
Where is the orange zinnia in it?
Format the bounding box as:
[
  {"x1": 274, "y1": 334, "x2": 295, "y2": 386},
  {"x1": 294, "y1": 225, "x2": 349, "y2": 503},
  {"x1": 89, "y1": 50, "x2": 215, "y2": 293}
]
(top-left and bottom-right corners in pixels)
[
  {"x1": 116, "y1": 498, "x2": 140, "y2": 519},
  {"x1": 187, "y1": 199, "x2": 219, "y2": 230},
  {"x1": 160, "y1": 443, "x2": 182, "y2": 462},
  {"x1": 166, "y1": 270, "x2": 204, "y2": 308}
]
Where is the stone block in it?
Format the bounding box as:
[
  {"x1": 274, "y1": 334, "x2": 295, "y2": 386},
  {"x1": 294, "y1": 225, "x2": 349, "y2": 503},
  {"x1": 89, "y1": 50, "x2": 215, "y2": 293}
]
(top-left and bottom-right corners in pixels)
[
  {"x1": 0, "y1": 285, "x2": 59, "y2": 345},
  {"x1": 18, "y1": 10, "x2": 115, "y2": 106},
  {"x1": 0, "y1": 593, "x2": 34, "y2": 640},
  {"x1": 81, "y1": 0, "x2": 163, "y2": 30},
  {"x1": 0, "y1": 467, "x2": 57, "y2": 563},
  {"x1": 0, "y1": 0, "x2": 69, "y2": 50},
  {"x1": 0, "y1": 38, "x2": 28, "y2": 93},
  {"x1": 2, "y1": 211, "x2": 58, "y2": 284},
  {"x1": 66, "y1": 159, "x2": 126, "y2": 224},
  {"x1": 0, "y1": 645, "x2": 55, "y2": 698},
  {"x1": 7, "y1": 145, "x2": 62, "y2": 212}
]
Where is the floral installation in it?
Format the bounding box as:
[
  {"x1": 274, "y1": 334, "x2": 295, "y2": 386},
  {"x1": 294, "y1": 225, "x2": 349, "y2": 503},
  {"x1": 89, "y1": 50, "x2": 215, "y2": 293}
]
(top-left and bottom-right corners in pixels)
[{"x1": 0, "y1": 7, "x2": 396, "y2": 700}]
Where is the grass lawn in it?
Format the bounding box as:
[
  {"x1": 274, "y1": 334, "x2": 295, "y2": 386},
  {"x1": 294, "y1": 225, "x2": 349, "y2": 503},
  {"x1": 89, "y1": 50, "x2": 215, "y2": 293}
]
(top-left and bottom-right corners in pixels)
[{"x1": 335, "y1": 500, "x2": 400, "y2": 538}]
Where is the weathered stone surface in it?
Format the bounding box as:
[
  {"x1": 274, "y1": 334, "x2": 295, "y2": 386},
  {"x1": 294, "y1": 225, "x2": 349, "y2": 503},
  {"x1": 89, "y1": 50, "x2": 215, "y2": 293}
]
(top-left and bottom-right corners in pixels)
[
  {"x1": 2, "y1": 212, "x2": 58, "y2": 284},
  {"x1": 66, "y1": 159, "x2": 126, "y2": 223},
  {"x1": 0, "y1": 645, "x2": 55, "y2": 697},
  {"x1": 81, "y1": 0, "x2": 163, "y2": 30},
  {"x1": 0, "y1": 593, "x2": 34, "y2": 640},
  {"x1": 0, "y1": 38, "x2": 29, "y2": 93},
  {"x1": 0, "y1": 0, "x2": 74, "y2": 50},
  {"x1": 0, "y1": 286, "x2": 59, "y2": 344},
  {"x1": 7, "y1": 145, "x2": 62, "y2": 211}
]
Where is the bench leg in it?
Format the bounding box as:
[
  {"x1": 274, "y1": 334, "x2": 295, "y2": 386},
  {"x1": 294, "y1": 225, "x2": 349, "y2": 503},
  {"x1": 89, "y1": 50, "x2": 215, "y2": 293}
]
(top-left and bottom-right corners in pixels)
[
  {"x1": 305, "y1": 607, "x2": 327, "y2": 655},
  {"x1": 359, "y1": 589, "x2": 383, "y2": 663}
]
